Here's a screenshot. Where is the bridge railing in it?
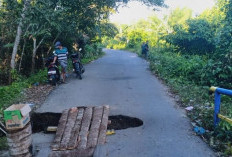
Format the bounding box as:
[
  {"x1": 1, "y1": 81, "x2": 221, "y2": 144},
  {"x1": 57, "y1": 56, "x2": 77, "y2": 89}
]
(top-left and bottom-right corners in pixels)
[{"x1": 210, "y1": 86, "x2": 232, "y2": 126}]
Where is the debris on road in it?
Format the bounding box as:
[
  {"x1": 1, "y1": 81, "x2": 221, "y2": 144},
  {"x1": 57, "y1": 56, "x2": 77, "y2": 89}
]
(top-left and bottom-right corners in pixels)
[
  {"x1": 194, "y1": 126, "x2": 206, "y2": 135},
  {"x1": 185, "y1": 106, "x2": 194, "y2": 111},
  {"x1": 47, "y1": 126, "x2": 57, "y2": 132},
  {"x1": 106, "y1": 129, "x2": 115, "y2": 135}
]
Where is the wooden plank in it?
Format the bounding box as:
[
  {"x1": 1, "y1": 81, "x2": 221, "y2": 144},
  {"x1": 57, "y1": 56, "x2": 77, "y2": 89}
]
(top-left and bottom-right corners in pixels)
[
  {"x1": 50, "y1": 105, "x2": 110, "y2": 156},
  {"x1": 98, "y1": 105, "x2": 110, "y2": 144},
  {"x1": 87, "y1": 106, "x2": 103, "y2": 148},
  {"x1": 60, "y1": 107, "x2": 79, "y2": 150},
  {"x1": 77, "y1": 107, "x2": 93, "y2": 149},
  {"x1": 51, "y1": 109, "x2": 69, "y2": 150},
  {"x1": 68, "y1": 108, "x2": 85, "y2": 149},
  {"x1": 49, "y1": 148, "x2": 95, "y2": 157},
  {"x1": 12, "y1": 153, "x2": 32, "y2": 157},
  {"x1": 47, "y1": 126, "x2": 57, "y2": 132},
  {"x1": 12, "y1": 152, "x2": 31, "y2": 157}
]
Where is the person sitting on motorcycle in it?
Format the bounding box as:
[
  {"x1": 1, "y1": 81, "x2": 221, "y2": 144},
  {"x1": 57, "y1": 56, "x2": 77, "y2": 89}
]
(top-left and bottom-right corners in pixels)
[{"x1": 53, "y1": 41, "x2": 68, "y2": 83}]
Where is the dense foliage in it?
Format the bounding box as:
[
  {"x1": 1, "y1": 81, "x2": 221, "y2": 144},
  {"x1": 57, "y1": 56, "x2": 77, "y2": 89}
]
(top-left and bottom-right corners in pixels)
[
  {"x1": 105, "y1": 0, "x2": 232, "y2": 155},
  {"x1": 0, "y1": 0, "x2": 165, "y2": 150},
  {"x1": 0, "y1": 0, "x2": 165, "y2": 85}
]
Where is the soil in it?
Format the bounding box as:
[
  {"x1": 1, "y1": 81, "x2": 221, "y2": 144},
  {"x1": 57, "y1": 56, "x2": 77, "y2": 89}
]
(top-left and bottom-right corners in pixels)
[{"x1": 22, "y1": 84, "x2": 54, "y2": 111}]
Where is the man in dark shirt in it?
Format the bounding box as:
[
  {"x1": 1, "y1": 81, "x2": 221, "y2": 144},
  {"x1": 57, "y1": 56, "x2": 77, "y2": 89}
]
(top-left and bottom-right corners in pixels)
[{"x1": 144, "y1": 41, "x2": 149, "y2": 59}]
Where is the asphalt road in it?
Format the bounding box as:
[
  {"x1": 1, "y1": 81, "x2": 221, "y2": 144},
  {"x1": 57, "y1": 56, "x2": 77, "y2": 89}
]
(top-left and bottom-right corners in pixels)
[{"x1": 36, "y1": 49, "x2": 215, "y2": 157}]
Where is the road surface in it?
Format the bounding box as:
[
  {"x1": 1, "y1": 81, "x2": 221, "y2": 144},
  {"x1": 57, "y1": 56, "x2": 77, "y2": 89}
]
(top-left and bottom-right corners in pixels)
[{"x1": 36, "y1": 49, "x2": 215, "y2": 157}]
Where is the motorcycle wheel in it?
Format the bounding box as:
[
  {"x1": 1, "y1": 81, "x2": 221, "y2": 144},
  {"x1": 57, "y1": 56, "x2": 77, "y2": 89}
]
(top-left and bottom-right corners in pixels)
[
  {"x1": 79, "y1": 73, "x2": 82, "y2": 80},
  {"x1": 50, "y1": 75, "x2": 57, "y2": 86},
  {"x1": 74, "y1": 63, "x2": 82, "y2": 80},
  {"x1": 75, "y1": 72, "x2": 82, "y2": 80},
  {"x1": 80, "y1": 64, "x2": 85, "y2": 73}
]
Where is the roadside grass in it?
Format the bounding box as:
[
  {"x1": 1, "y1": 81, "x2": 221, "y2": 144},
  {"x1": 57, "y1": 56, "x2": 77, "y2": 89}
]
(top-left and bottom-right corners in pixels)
[
  {"x1": 129, "y1": 47, "x2": 232, "y2": 156},
  {"x1": 0, "y1": 70, "x2": 47, "y2": 114}
]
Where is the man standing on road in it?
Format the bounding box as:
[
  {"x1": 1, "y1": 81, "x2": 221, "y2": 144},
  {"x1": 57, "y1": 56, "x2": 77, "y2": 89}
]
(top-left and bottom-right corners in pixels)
[
  {"x1": 141, "y1": 42, "x2": 145, "y2": 56},
  {"x1": 144, "y1": 40, "x2": 149, "y2": 59},
  {"x1": 53, "y1": 41, "x2": 68, "y2": 83}
]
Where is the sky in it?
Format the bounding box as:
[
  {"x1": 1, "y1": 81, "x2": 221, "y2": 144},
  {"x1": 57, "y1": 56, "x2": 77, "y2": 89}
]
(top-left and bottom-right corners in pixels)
[{"x1": 110, "y1": 0, "x2": 215, "y2": 25}]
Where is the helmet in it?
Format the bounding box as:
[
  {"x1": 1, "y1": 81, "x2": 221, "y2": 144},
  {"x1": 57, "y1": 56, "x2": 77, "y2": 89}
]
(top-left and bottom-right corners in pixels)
[{"x1": 55, "y1": 41, "x2": 61, "y2": 48}]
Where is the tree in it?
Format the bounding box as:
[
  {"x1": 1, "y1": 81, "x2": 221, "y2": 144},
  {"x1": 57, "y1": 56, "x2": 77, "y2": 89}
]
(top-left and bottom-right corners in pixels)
[
  {"x1": 165, "y1": 19, "x2": 216, "y2": 55},
  {"x1": 215, "y1": 0, "x2": 232, "y2": 54},
  {"x1": 10, "y1": 0, "x2": 31, "y2": 71},
  {"x1": 165, "y1": 7, "x2": 192, "y2": 32}
]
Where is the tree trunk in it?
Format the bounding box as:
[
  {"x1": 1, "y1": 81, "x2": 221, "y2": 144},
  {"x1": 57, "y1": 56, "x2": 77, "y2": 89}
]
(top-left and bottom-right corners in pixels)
[
  {"x1": 31, "y1": 37, "x2": 45, "y2": 73},
  {"x1": 10, "y1": 0, "x2": 31, "y2": 70},
  {"x1": 9, "y1": 0, "x2": 31, "y2": 83},
  {"x1": 31, "y1": 38, "x2": 37, "y2": 74},
  {"x1": 18, "y1": 39, "x2": 26, "y2": 72}
]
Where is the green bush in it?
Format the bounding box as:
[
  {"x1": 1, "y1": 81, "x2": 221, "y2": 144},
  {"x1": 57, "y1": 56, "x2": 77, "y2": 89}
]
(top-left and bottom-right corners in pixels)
[
  {"x1": 0, "y1": 69, "x2": 47, "y2": 114},
  {"x1": 200, "y1": 58, "x2": 232, "y2": 88},
  {"x1": 149, "y1": 50, "x2": 206, "y2": 84}
]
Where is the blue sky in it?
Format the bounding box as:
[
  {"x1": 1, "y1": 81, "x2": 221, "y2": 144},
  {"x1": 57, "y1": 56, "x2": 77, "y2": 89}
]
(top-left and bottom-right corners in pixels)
[{"x1": 110, "y1": 0, "x2": 215, "y2": 24}]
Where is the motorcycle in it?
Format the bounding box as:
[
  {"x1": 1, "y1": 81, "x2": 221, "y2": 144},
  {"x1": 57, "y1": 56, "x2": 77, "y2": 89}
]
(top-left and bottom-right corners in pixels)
[
  {"x1": 71, "y1": 49, "x2": 85, "y2": 79},
  {"x1": 45, "y1": 56, "x2": 60, "y2": 86}
]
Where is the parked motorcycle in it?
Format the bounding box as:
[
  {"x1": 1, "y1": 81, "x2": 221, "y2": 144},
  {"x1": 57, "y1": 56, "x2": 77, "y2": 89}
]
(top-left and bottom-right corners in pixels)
[
  {"x1": 71, "y1": 49, "x2": 85, "y2": 79},
  {"x1": 45, "y1": 56, "x2": 60, "y2": 86}
]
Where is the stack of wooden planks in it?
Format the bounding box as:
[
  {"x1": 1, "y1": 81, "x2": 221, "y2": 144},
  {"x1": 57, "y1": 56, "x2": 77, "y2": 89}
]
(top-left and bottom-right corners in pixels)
[{"x1": 49, "y1": 105, "x2": 110, "y2": 157}]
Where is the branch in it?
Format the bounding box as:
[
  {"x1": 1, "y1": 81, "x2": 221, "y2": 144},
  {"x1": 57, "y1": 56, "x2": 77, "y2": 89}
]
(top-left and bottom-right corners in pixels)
[
  {"x1": 0, "y1": 127, "x2": 6, "y2": 135},
  {"x1": 46, "y1": 32, "x2": 61, "y2": 55},
  {"x1": 36, "y1": 36, "x2": 45, "y2": 50}
]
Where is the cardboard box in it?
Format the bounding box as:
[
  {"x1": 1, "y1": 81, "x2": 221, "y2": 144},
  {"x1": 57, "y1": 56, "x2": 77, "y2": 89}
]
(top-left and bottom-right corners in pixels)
[{"x1": 4, "y1": 104, "x2": 31, "y2": 130}]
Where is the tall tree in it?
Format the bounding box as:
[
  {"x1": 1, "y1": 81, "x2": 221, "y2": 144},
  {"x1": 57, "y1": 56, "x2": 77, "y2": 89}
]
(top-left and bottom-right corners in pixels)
[{"x1": 10, "y1": 0, "x2": 31, "y2": 71}]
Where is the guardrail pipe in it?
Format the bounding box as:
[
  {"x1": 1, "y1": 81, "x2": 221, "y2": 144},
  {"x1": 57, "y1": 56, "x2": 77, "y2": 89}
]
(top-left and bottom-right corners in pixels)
[
  {"x1": 210, "y1": 86, "x2": 232, "y2": 126},
  {"x1": 214, "y1": 91, "x2": 221, "y2": 126},
  {"x1": 216, "y1": 87, "x2": 232, "y2": 96}
]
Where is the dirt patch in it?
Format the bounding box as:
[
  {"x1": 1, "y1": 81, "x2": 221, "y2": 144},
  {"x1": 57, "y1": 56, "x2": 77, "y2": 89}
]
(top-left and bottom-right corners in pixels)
[
  {"x1": 108, "y1": 115, "x2": 143, "y2": 130},
  {"x1": 22, "y1": 84, "x2": 54, "y2": 110}
]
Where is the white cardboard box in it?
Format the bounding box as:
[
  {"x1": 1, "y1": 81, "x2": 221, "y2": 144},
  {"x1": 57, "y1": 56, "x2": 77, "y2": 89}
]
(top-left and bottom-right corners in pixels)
[{"x1": 4, "y1": 104, "x2": 31, "y2": 130}]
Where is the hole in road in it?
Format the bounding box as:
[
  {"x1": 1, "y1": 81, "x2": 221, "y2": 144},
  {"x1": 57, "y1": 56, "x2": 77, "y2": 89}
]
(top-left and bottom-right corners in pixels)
[
  {"x1": 108, "y1": 115, "x2": 143, "y2": 130},
  {"x1": 30, "y1": 113, "x2": 143, "y2": 133},
  {"x1": 31, "y1": 112, "x2": 61, "y2": 133}
]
